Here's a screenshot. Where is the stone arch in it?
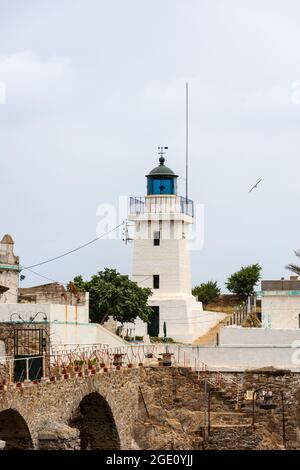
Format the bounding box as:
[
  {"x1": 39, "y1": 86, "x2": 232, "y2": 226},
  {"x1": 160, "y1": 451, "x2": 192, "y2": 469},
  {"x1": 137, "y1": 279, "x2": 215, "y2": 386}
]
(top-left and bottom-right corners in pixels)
[
  {"x1": 0, "y1": 408, "x2": 33, "y2": 449},
  {"x1": 70, "y1": 392, "x2": 121, "y2": 450}
]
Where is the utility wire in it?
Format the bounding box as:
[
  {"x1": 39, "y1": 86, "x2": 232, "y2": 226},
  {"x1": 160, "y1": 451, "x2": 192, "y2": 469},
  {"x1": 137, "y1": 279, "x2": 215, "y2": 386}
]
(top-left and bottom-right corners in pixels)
[
  {"x1": 23, "y1": 268, "x2": 68, "y2": 286},
  {"x1": 22, "y1": 222, "x2": 124, "y2": 270}
]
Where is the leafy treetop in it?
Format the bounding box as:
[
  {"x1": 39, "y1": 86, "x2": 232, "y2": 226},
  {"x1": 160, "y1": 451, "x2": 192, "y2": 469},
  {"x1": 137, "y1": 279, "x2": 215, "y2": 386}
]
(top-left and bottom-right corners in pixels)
[
  {"x1": 70, "y1": 268, "x2": 152, "y2": 325},
  {"x1": 192, "y1": 281, "x2": 220, "y2": 306},
  {"x1": 226, "y1": 263, "x2": 262, "y2": 298}
]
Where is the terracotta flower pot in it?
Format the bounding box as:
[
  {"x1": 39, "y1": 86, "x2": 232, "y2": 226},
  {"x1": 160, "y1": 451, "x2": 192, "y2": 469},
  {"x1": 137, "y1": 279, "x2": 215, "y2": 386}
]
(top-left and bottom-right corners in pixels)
[
  {"x1": 113, "y1": 353, "x2": 124, "y2": 367},
  {"x1": 50, "y1": 376, "x2": 56, "y2": 382},
  {"x1": 104, "y1": 367, "x2": 108, "y2": 372},
  {"x1": 128, "y1": 364, "x2": 133, "y2": 368},
  {"x1": 78, "y1": 372, "x2": 83, "y2": 377},
  {"x1": 159, "y1": 352, "x2": 173, "y2": 367},
  {"x1": 100, "y1": 363, "x2": 105, "y2": 368}
]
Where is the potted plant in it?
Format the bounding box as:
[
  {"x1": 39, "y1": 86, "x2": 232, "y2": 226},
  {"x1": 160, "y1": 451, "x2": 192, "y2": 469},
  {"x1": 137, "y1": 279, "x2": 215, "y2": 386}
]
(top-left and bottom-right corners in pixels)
[
  {"x1": 159, "y1": 349, "x2": 173, "y2": 366},
  {"x1": 112, "y1": 353, "x2": 123, "y2": 367}
]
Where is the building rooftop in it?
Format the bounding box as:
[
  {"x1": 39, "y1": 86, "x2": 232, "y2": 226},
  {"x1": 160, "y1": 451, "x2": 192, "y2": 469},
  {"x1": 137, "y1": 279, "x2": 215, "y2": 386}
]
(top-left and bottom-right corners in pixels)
[
  {"x1": 1, "y1": 234, "x2": 14, "y2": 245},
  {"x1": 146, "y1": 157, "x2": 178, "y2": 178},
  {"x1": 261, "y1": 276, "x2": 300, "y2": 291}
]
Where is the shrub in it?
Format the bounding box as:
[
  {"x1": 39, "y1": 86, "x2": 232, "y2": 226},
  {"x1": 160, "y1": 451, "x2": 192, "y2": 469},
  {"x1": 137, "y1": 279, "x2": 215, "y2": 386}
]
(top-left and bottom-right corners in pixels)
[
  {"x1": 192, "y1": 281, "x2": 220, "y2": 306},
  {"x1": 150, "y1": 336, "x2": 176, "y2": 343}
]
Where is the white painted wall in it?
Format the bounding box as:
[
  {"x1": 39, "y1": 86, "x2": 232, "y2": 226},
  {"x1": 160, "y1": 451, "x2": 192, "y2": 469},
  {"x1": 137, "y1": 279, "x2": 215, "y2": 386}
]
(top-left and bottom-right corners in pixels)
[
  {"x1": 219, "y1": 327, "x2": 300, "y2": 346},
  {"x1": 50, "y1": 322, "x2": 126, "y2": 350},
  {"x1": 0, "y1": 303, "x2": 125, "y2": 350},
  {"x1": 0, "y1": 303, "x2": 88, "y2": 323},
  {"x1": 261, "y1": 293, "x2": 300, "y2": 329},
  {"x1": 122, "y1": 308, "x2": 226, "y2": 343},
  {"x1": 183, "y1": 345, "x2": 300, "y2": 371}
]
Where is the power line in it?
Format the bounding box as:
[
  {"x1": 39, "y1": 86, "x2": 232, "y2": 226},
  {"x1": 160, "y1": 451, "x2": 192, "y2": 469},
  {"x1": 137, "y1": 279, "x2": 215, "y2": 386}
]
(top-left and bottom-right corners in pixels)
[
  {"x1": 23, "y1": 268, "x2": 68, "y2": 286},
  {"x1": 22, "y1": 222, "x2": 124, "y2": 270}
]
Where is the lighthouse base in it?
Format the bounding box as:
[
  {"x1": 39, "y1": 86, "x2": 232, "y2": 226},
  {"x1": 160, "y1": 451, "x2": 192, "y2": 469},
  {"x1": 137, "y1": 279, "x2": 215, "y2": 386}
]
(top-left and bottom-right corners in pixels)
[{"x1": 122, "y1": 295, "x2": 227, "y2": 344}]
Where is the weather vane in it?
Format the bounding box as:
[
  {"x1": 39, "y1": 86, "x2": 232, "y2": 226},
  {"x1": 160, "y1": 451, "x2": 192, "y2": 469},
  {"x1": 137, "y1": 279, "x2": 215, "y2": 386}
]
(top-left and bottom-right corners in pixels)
[{"x1": 158, "y1": 146, "x2": 168, "y2": 158}]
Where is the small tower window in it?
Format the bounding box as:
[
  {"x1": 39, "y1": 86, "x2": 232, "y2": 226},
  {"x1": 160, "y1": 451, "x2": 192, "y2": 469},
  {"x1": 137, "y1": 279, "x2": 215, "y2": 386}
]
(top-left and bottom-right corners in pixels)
[
  {"x1": 153, "y1": 231, "x2": 160, "y2": 246},
  {"x1": 153, "y1": 275, "x2": 160, "y2": 289}
]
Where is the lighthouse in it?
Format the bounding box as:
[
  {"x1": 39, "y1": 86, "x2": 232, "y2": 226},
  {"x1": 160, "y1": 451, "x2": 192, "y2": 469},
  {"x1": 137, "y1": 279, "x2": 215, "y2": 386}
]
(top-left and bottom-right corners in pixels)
[{"x1": 128, "y1": 151, "x2": 208, "y2": 343}]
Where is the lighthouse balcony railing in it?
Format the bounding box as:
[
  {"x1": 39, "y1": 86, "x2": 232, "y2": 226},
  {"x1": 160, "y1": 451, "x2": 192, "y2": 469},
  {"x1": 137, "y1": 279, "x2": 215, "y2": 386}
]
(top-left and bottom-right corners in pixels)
[{"x1": 130, "y1": 196, "x2": 194, "y2": 217}]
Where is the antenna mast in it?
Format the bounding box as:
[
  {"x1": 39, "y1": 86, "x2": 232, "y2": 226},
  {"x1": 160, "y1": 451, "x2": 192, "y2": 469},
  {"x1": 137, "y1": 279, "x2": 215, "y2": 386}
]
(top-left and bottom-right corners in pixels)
[{"x1": 185, "y1": 82, "x2": 189, "y2": 201}]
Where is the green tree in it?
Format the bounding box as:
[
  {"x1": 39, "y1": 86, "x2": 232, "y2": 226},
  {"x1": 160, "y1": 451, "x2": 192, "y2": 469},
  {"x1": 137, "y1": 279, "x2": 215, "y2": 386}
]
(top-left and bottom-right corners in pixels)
[
  {"x1": 70, "y1": 268, "x2": 152, "y2": 324},
  {"x1": 226, "y1": 264, "x2": 262, "y2": 298},
  {"x1": 286, "y1": 250, "x2": 300, "y2": 276},
  {"x1": 192, "y1": 281, "x2": 220, "y2": 306}
]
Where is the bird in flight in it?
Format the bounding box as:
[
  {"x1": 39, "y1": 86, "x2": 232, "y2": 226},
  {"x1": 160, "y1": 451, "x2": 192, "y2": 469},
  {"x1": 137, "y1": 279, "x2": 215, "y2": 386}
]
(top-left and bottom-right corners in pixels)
[{"x1": 249, "y1": 178, "x2": 262, "y2": 193}]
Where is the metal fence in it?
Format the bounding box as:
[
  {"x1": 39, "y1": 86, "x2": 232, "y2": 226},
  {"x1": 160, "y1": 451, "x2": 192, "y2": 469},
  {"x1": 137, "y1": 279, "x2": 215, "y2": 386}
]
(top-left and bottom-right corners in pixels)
[{"x1": 130, "y1": 196, "x2": 194, "y2": 217}]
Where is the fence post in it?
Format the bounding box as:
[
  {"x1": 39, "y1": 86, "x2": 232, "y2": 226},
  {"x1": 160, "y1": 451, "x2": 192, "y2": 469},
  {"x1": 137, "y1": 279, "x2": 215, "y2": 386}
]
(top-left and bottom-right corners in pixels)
[
  {"x1": 26, "y1": 358, "x2": 29, "y2": 381},
  {"x1": 43, "y1": 352, "x2": 46, "y2": 379},
  {"x1": 9, "y1": 359, "x2": 12, "y2": 384},
  {"x1": 247, "y1": 296, "x2": 251, "y2": 314}
]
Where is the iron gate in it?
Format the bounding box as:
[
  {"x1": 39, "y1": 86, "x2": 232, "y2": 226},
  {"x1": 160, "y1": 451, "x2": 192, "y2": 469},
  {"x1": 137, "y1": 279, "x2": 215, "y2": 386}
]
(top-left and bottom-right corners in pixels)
[{"x1": 13, "y1": 328, "x2": 47, "y2": 382}]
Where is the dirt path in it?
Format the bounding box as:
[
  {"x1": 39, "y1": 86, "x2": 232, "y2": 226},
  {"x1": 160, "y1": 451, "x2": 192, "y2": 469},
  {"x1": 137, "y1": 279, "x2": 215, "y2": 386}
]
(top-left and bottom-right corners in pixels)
[{"x1": 192, "y1": 314, "x2": 230, "y2": 345}]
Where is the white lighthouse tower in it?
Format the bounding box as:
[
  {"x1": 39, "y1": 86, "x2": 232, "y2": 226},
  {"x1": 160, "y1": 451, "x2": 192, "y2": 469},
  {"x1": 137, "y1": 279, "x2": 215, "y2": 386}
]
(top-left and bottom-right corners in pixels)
[{"x1": 128, "y1": 151, "x2": 209, "y2": 343}]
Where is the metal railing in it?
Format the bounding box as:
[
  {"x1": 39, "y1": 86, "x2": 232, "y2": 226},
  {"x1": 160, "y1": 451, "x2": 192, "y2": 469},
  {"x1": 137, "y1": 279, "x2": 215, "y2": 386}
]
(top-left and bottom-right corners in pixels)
[{"x1": 130, "y1": 196, "x2": 194, "y2": 217}]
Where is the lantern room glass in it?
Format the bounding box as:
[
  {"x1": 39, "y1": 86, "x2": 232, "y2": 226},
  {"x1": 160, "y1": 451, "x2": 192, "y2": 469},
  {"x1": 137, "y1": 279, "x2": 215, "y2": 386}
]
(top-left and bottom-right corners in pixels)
[{"x1": 147, "y1": 177, "x2": 176, "y2": 195}]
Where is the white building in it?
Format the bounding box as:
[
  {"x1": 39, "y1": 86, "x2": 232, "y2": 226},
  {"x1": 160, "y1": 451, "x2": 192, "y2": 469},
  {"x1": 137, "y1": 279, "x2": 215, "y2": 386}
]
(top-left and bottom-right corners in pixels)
[
  {"x1": 0, "y1": 234, "x2": 20, "y2": 303},
  {"x1": 126, "y1": 155, "x2": 225, "y2": 343},
  {"x1": 0, "y1": 235, "x2": 125, "y2": 361},
  {"x1": 260, "y1": 277, "x2": 300, "y2": 329}
]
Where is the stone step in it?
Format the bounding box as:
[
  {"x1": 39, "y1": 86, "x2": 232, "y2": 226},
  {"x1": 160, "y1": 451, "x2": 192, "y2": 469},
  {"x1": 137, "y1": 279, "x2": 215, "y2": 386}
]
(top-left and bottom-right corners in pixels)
[{"x1": 210, "y1": 423, "x2": 253, "y2": 428}]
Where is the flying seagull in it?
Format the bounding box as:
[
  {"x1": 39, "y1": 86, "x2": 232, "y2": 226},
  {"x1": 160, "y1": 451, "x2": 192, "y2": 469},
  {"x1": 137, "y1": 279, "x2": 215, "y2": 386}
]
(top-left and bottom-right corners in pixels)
[{"x1": 249, "y1": 178, "x2": 262, "y2": 193}]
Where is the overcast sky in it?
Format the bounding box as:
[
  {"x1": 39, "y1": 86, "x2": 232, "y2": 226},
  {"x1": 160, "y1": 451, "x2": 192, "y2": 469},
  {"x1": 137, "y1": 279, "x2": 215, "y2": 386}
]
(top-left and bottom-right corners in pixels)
[{"x1": 1, "y1": 0, "x2": 300, "y2": 290}]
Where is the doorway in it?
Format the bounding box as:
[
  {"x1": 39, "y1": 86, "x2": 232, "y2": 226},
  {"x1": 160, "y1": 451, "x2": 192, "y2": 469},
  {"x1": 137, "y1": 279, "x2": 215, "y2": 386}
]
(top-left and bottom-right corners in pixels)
[{"x1": 147, "y1": 307, "x2": 159, "y2": 337}]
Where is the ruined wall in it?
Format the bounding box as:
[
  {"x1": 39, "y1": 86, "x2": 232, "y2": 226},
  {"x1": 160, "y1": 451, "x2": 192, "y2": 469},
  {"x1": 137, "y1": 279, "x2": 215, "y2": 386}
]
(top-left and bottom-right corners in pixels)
[{"x1": 19, "y1": 283, "x2": 88, "y2": 309}]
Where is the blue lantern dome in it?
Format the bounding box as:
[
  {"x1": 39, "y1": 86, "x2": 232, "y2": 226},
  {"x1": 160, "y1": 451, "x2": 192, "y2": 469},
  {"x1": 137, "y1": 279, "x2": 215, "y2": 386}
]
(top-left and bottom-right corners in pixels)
[{"x1": 146, "y1": 157, "x2": 178, "y2": 195}]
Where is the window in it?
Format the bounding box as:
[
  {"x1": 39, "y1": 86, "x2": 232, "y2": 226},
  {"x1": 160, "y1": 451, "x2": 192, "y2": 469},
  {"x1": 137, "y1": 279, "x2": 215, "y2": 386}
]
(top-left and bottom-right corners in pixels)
[
  {"x1": 152, "y1": 178, "x2": 174, "y2": 194},
  {"x1": 153, "y1": 275, "x2": 160, "y2": 289},
  {"x1": 153, "y1": 231, "x2": 160, "y2": 246}
]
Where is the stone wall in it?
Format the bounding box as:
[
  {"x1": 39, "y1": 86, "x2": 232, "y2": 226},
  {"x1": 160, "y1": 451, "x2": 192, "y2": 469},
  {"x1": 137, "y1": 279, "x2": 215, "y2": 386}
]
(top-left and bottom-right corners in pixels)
[
  {"x1": 210, "y1": 369, "x2": 300, "y2": 449},
  {"x1": 0, "y1": 368, "x2": 140, "y2": 449},
  {"x1": 0, "y1": 366, "x2": 300, "y2": 450}
]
